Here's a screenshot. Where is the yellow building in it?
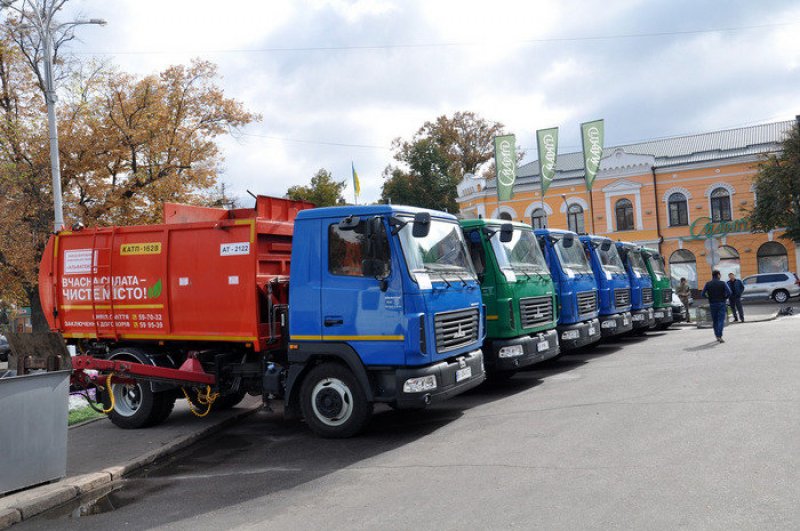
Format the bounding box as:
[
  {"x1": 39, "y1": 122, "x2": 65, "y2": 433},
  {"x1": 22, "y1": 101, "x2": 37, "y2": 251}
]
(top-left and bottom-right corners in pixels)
[{"x1": 457, "y1": 119, "x2": 800, "y2": 288}]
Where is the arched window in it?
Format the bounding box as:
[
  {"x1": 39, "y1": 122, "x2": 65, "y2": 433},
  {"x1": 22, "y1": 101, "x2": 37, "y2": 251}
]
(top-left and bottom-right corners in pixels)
[
  {"x1": 615, "y1": 198, "x2": 634, "y2": 231},
  {"x1": 567, "y1": 204, "x2": 585, "y2": 234},
  {"x1": 530, "y1": 208, "x2": 547, "y2": 229},
  {"x1": 669, "y1": 249, "x2": 697, "y2": 289},
  {"x1": 668, "y1": 192, "x2": 688, "y2": 226},
  {"x1": 710, "y1": 188, "x2": 732, "y2": 222},
  {"x1": 757, "y1": 242, "x2": 788, "y2": 273},
  {"x1": 716, "y1": 245, "x2": 740, "y2": 279},
  {"x1": 498, "y1": 212, "x2": 513, "y2": 221}
]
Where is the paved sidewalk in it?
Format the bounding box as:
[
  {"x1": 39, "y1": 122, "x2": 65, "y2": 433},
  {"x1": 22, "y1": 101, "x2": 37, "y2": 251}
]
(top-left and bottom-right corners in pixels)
[{"x1": 0, "y1": 396, "x2": 262, "y2": 529}]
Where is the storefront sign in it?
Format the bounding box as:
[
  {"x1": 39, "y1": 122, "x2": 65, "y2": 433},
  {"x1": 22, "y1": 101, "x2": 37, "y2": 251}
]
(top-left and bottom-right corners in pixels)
[{"x1": 688, "y1": 216, "x2": 750, "y2": 240}]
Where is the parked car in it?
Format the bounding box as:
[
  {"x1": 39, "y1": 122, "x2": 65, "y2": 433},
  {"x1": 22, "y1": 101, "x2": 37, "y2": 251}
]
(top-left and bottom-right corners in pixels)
[
  {"x1": 670, "y1": 293, "x2": 689, "y2": 323},
  {"x1": 741, "y1": 272, "x2": 800, "y2": 303},
  {"x1": 0, "y1": 335, "x2": 10, "y2": 363}
]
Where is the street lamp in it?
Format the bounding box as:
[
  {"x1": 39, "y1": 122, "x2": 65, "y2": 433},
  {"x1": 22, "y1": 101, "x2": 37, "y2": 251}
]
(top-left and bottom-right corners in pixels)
[{"x1": 1, "y1": 1, "x2": 106, "y2": 231}]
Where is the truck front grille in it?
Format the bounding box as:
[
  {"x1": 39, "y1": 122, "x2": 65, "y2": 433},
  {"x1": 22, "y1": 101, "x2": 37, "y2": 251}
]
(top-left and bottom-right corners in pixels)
[
  {"x1": 577, "y1": 291, "x2": 597, "y2": 316},
  {"x1": 660, "y1": 288, "x2": 673, "y2": 304},
  {"x1": 519, "y1": 296, "x2": 553, "y2": 328},
  {"x1": 641, "y1": 288, "x2": 654, "y2": 304},
  {"x1": 614, "y1": 288, "x2": 631, "y2": 308},
  {"x1": 434, "y1": 308, "x2": 479, "y2": 353}
]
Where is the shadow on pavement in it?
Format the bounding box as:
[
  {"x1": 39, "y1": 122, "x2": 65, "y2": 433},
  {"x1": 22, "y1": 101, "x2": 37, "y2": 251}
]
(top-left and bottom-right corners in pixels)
[{"x1": 683, "y1": 341, "x2": 721, "y2": 352}]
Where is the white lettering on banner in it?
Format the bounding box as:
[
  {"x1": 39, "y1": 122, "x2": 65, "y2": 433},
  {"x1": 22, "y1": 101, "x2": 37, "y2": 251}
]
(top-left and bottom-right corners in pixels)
[
  {"x1": 586, "y1": 126, "x2": 602, "y2": 170},
  {"x1": 221, "y1": 242, "x2": 250, "y2": 256},
  {"x1": 64, "y1": 249, "x2": 96, "y2": 275},
  {"x1": 497, "y1": 140, "x2": 516, "y2": 186},
  {"x1": 541, "y1": 133, "x2": 556, "y2": 181}
]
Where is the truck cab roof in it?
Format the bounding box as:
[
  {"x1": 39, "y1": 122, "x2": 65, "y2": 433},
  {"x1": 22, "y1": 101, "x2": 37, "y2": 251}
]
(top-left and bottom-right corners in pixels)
[
  {"x1": 295, "y1": 204, "x2": 457, "y2": 221},
  {"x1": 460, "y1": 218, "x2": 532, "y2": 230}
]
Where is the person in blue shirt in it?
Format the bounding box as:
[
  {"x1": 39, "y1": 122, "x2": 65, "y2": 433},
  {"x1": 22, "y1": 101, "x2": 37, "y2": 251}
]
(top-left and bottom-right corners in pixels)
[
  {"x1": 727, "y1": 272, "x2": 745, "y2": 322},
  {"x1": 701, "y1": 270, "x2": 732, "y2": 342}
]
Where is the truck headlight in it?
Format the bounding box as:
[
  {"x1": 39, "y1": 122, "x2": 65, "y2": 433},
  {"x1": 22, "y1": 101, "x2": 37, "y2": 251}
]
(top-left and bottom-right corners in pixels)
[
  {"x1": 601, "y1": 320, "x2": 617, "y2": 328},
  {"x1": 561, "y1": 330, "x2": 580, "y2": 340},
  {"x1": 403, "y1": 375, "x2": 437, "y2": 393},
  {"x1": 498, "y1": 344, "x2": 524, "y2": 358}
]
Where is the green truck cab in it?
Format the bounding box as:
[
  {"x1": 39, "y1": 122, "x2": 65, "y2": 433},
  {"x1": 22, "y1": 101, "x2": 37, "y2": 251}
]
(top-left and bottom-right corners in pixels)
[
  {"x1": 641, "y1": 246, "x2": 674, "y2": 329},
  {"x1": 460, "y1": 219, "x2": 560, "y2": 377}
]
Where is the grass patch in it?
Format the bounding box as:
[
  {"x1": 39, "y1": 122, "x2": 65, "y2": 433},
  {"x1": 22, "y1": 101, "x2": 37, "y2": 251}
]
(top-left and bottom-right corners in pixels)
[{"x1": 68, "y1": 405, "x2": 106, "y2": 426}]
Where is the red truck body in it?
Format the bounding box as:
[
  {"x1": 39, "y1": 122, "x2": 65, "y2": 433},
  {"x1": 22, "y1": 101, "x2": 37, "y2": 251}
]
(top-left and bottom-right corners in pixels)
[{"x1": 39, "y1": 196, "x2": 313, "y2": 352}]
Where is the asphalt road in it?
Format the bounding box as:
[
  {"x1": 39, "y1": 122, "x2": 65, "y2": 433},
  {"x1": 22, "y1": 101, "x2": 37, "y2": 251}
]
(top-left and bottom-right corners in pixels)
[{"x1": 20, "y1": 313, "x2": 800, "y2": 530}]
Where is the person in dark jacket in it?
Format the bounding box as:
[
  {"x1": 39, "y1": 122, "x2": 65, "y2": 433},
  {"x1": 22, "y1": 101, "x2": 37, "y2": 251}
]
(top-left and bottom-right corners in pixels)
[
  {"x1": 701, "y1": 270, "x2": 732, "y2": 342},
  {"x1": 727, "y1": 272, "x2": 745, "y2": 322}
]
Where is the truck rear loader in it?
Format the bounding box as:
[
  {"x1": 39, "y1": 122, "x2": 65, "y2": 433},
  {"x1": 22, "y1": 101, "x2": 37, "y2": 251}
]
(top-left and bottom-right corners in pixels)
[{"x1": 39, "y1": 196, "x2": 486, "y2": 438}]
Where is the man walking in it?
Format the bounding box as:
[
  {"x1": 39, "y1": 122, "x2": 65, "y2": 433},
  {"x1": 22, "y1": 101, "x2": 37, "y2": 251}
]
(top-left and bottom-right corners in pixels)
[
  {"x1": 676, "y1": 277, "x2": 692, "y2": 322},
  {"x1": 701, "y1": 270, "x2": 732, "y2": 343},
  {"x1": 727, "y1": 272, "x2": 745, "y2": 322}
]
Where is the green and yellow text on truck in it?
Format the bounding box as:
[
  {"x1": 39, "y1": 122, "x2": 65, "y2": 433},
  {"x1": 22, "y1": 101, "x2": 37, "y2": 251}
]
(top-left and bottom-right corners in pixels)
[{"x1": 461, "y1": 219, "x2": 559, "y2": 379}]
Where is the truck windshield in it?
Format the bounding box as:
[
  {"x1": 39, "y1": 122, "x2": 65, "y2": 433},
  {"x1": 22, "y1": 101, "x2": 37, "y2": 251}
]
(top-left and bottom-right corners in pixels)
[
  {"x1": 628, "y1": 250, "x2": 649, "y2": 276},
  {"x1": 554, "y1": 235, "x2": 592, "y2": 274},
  {"x1": 398, "y1": 217, "x2": 476, "y2": 281},
  {"x1": 646, "y1": 253, "x2": 666, "y2": 279},
  {"x1": 489, "y1": 228, "x2": 550, "y2": 275},
  {"x1": 596, "y1": 241, "x2": 625, "y2": 274}
]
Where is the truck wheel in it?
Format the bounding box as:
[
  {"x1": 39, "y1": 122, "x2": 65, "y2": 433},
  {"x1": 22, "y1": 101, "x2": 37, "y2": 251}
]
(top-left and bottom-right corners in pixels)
[
  {"x1": 300, "y1": 363, "x2": 373, "y2": 438},
  {"x1": 772, "y1": 289, "x2": 789, "y2": 304},
  {"x1": 104, "y1": 348, "x2": 174, "y2": 429},
  {"x1": 214, "y1": 389, "x2": 247, "y2": 410},
  {"x1": 104, "y1": 381, "x2": 174, "y2": 429}
]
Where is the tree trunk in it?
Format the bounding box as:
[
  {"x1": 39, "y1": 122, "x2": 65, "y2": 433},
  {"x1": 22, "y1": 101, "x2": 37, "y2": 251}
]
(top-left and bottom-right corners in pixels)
[{"x1": 25, "y1": 285, "x2": 50, "y2": 333}]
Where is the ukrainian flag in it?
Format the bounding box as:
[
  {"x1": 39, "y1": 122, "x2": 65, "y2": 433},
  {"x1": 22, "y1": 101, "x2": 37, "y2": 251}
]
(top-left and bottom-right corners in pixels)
[{"x1": 351, "y1": 162, "x2": 361, "y2": 197}]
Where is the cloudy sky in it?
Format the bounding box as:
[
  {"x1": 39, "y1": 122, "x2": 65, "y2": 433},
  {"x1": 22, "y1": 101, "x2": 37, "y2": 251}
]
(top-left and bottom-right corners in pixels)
[{"x1": 56, "y1": 0, "x2": 800, "y2": 205}]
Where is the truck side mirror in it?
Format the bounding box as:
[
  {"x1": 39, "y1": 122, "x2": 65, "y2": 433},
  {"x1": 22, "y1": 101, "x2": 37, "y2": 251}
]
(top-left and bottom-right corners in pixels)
[
  {"x1": 600, "y1": 239, "x2": 611, "y2": 252},
  {"x1": 499, "y1": 223, "x2": 514, "y2": 243},
  {"x1": 412, "y1": 212, "x2": 431, "y2": 238},
  {"x1": 562, "y1": 233, "x2": 574, "y2": 248},
  {"x1": 338, "y1": 215, "x2": 360, "y2": 231}
]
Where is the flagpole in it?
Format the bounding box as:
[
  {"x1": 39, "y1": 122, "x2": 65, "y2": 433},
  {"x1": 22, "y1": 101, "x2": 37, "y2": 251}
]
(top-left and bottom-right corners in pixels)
[{"x1": 587, "y1": 187, "x2": 595, "y2": 234}]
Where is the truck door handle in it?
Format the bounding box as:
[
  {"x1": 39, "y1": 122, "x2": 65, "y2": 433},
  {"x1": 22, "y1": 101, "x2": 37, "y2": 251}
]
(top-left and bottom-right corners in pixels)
[{"x1": 324, "y1": 317, "x2": 344, "y2": 327}]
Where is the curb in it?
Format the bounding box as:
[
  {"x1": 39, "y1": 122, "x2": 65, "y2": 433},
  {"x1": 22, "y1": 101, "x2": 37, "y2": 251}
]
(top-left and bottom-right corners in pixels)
[{"x1": 0, "y1": 405, "x2": 261, "y2": 529}]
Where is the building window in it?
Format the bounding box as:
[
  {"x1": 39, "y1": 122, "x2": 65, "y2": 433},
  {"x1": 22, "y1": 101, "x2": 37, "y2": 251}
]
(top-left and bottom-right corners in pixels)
[
  {"x1": 531, "y1": 208, "x2": 547, "y2": 229},
  {"x1": 710, "y1": 187, "x2": 732, "y2": 222},
  {"x1": 615, "y1": 198, "x2": 634, "y2": 231},
  {"x1": 669, "y1": 249, "x2": 697, "y2": 289},
  {"x1": 716, "y1": 245, "x2": 740, "y2": 279},
  {"x1": 668, "y1": 192, "x2": 689, "y2": 226},
  {"x1": 757, "y1": 242, "x2": 789, "y2": 273},
  {"x1": 498, "y1": 212, "x2": 513, "y2": 221},
  {"x1": 567, "y1": 204, "x2": 585, "y2": 234}
]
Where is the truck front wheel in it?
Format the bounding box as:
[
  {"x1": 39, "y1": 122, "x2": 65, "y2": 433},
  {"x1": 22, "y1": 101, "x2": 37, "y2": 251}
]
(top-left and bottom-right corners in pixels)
[{"x1": 300, "y1": 363, "x2": 373, "y2": 438}]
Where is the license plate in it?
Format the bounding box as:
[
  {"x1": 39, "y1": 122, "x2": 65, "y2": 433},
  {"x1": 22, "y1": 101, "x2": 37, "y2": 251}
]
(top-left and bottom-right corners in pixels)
[
  {"x1": 537, "y1": 341, "x2": 549, "y2": 352},
  {"x1": 654, "y1": 312, "x2": 664, "y2": 318},
  {"x1": 455, "y1": 366, "x2": 472, "y2": 382},
  {"x1": 588, "y1": 325, "x2": 596, "y2": 336}
]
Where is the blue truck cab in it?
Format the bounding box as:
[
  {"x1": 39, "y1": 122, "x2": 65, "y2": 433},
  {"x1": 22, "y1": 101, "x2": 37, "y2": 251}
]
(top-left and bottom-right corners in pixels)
[
  {"x1": 287, "y1": 205, "x2": 486, "y2": 437},
  {"x1": 535, "y1": 229, "x2": 601, "y2": 351},
  {"x1": 579, "y1": 235, "x2": 633, "y2": 337},
  {"x1": 616, "y1": 242, "x2": 655, "y2": 331}
]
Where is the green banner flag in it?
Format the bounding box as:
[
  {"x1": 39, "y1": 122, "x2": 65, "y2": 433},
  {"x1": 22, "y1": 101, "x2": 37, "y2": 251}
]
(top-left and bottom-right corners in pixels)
[
  {"x1": 536, "y1": 127, "x2": 558, "y2": 196},
  {"x1": 494, "y1": 134, "x2": 517, "y2": 201},
  {"x1": 581, "y1": 119, "x2": 604, "y2": 191}
]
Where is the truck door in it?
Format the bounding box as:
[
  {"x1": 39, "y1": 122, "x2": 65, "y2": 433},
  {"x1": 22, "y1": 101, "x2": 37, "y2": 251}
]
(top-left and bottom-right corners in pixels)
[{"x1": 320, "y1": 217, "x2": 405, "y2": 366}]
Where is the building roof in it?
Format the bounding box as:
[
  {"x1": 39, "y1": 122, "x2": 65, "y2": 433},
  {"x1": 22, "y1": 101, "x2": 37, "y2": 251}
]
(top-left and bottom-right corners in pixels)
[{"x1": 484, "y1": 119, "x2": 794, "y2": 190}]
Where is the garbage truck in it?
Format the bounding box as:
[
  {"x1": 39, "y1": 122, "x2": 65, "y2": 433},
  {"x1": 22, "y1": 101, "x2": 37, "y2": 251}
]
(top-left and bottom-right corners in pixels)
[
  {"x1": 535, "y1": 229, "x2": 601, "y2": 351},
  {"x1": 616, "y1": 242, "x2": 655, "y2": 332},
  {"x1": 460, "y1": 219, "x2": 559, "y2": 378},
  {"x1": 579, "y1": 235, "x2": 633, "y2": 337},
  {"x1": 38, "y1": 196, "x2": 487, "y2": 438},
  {"x1": 641, "y1": 246, "x2": 674, "y2": 329}
]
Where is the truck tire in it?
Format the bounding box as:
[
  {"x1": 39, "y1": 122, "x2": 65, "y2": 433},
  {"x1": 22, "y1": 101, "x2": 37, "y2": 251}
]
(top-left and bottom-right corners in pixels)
[
  {"x1": 299, "y1": 362, "x2": 373, "y2": 438},
  {"x1": 772, "y1": 289, "x2": 789, "y2": 304},
  {"x1": 104, "y1": 348, "x2": 175, "y2": 429},
  {"x1": 214, "y1": 389, "x2": 247, "y2": 410}
]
